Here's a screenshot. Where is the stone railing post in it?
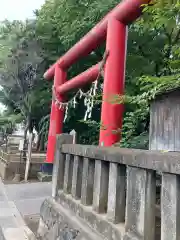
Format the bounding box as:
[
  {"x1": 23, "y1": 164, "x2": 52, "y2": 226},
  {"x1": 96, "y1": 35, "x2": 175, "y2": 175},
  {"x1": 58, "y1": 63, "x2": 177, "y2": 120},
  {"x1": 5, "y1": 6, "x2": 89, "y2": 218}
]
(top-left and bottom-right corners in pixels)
[
  {"x1": 161, "y1": 173, "x2": 180, "y2": 240},
  {"x1": 63, "y1": 154, "x2": 74, "y2": 194},
  {"x1": 81, "y1": 157, "x2": 95, "y2": 205},
  {"x1": 70, "y1": 129, "x2": 77, "y2": 144},
  {"x1": 125, "y1": 166, "x2": 156, "y2": 239},
  {"x1": 72, "y1": 155, "x2": 83, "y2": 199},
  {"x1": 93, "y1": 160, "x2": 109, "y2": 213},
  {"x1": 107, "y1": 163, "x2": 126, "y2": 223},
  {"x1": 52, "y1": 134, "x2": 73, "y2": 198}
]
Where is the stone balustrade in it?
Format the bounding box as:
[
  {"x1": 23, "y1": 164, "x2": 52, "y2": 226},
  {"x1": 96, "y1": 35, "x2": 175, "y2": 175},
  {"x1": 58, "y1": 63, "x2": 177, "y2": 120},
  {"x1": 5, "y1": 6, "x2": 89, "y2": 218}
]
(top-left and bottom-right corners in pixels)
[
  {"x1": 40, "y1": 133, "x2": 180, "y2": 240},
  {"x1": 0, "y1": 150, "x2": 9, "y2": 161}
]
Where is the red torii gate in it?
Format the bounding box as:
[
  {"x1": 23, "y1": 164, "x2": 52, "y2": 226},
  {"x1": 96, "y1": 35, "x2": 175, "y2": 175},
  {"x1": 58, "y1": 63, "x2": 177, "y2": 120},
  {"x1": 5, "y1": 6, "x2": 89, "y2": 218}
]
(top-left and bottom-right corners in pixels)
[{"x1": 44, "y1": 0, "x2": 150, "y2": 163}]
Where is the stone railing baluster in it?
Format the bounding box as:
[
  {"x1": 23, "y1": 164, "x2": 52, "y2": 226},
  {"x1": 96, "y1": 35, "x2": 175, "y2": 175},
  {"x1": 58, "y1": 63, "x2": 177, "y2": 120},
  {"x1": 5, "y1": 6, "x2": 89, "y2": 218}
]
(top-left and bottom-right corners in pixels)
[
  {"x1": 63, "y1": 154, "x2": 74, "y2": 194},
  {"x1": 52, "y1": 134, "x2": 73, "y2": 198},
  {"x1": 125, "y1": 166, "x2": 156, "y2": 239},
  {"x1": 93, "y1": 160, "x2": 109, "y2": 213},
  {"x1": 81, "y1": 157, "x2": 95, "y2": 206},
  {"x1": 72, "y1": 155, "x2": 83, "y2": 199},
  {"x1": 56, "y1": 136, "x2": 180, "y2": 239},
  {"x1": 161, "y1": 173, "x2": 180, "y2": 240},
  {"x1": 107, "y1": 163, "x2": 126, "y2": 223}
]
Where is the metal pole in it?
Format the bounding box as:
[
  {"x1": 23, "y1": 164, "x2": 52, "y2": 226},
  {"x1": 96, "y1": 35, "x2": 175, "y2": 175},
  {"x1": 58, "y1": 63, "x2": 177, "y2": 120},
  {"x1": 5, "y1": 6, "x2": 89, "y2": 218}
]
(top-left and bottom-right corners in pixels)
[
  {"x1": 46, "y1": 66, "x2": 67, "y2": 163},
  {"x1": 99, "y1": 18, "x2": 128, "y2": 147}
]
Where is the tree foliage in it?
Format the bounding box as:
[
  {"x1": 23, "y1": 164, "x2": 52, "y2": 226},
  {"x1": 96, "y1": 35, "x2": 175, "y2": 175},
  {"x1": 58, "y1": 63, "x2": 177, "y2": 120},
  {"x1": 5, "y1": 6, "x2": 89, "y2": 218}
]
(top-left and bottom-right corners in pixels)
[{"x1": 120, "y1": 1, "x2": 180, "y2": 148}]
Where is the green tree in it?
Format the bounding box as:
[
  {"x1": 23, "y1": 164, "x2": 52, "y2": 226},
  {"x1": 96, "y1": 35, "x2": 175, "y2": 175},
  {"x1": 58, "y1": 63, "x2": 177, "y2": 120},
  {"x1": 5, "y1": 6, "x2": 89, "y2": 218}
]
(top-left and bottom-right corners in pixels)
[
  {"x1": 0, "y1": 20, "x2": 51, "y2": 148},
  {"x1": 35, "y1": 0, "x2": 180, "y2": 148},
  {"x1": 120, "y1": 1, "x2": 180, "y2": 148}
]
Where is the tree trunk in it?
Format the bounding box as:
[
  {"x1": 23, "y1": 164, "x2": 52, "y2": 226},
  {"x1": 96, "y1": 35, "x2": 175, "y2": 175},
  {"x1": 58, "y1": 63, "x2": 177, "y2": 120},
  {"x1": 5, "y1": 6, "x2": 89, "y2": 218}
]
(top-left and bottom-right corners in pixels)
[
  {"x1": 23, "y1": 115, "x2": 31, "y2": 161},
  {"x1": 39, "y1": 134, "x2": 45, "y2": 151},
  {"x1": 36, "y1": 133, "x2": 45, "y2": 152}
]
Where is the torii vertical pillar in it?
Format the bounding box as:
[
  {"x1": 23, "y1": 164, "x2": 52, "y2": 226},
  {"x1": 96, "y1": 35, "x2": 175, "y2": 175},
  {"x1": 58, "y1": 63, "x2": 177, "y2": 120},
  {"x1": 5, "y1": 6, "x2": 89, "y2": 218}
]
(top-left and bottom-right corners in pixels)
[
  {"x1": 46, "y1": 65, "x2": 66, "y2": 163},
  {"x1": 99, "y1": 18, "x2": 128, "y2": 146}
]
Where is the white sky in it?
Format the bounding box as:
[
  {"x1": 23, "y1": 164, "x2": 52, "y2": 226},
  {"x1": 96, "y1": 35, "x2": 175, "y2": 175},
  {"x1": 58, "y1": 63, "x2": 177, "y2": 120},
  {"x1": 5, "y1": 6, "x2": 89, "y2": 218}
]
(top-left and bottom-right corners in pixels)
[
  {"x1": 0, "y1": 0, "x2": 46, "y2": 111},
  {"x1": 0, "y1": 0, "x2": 45, "y2": 21}
]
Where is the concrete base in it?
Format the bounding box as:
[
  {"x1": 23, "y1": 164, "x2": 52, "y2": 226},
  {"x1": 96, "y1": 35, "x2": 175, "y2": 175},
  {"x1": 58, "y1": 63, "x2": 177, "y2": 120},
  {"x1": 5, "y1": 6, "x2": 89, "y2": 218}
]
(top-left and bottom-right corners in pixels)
[
  {"x1": 37, "y1": 172, "x2": 52, "y2": 182},
  {"x1": 24, "y1": 215, "x2": 40, "y2": 234},
  {"x1": 37, "y1": 192, "x2": 161, "y2": 240},
  {"x1": 12, "y1": 174, "x2": 21, "y2": 183}
]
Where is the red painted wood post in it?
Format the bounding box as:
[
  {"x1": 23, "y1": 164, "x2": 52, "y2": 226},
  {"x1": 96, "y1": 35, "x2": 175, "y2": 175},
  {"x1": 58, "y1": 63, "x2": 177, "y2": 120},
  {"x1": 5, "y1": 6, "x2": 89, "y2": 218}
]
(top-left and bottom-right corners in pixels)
[
  {"x1": 99, "y1": 18, "x2": 128, "y2": 146},
  {"x1": 46, "y1": 65, "x2": 66, "y2": 163}
]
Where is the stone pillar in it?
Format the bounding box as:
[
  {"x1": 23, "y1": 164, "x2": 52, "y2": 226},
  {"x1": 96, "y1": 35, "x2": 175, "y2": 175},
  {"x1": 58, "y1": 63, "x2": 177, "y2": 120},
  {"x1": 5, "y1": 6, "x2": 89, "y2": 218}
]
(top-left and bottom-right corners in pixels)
[
  {"x1": 63, "y1": 154, "x2": 74, "y2": 194},
  {"x1": 107, "y1": 163, "x2": 126, "y2": 223},
  {"x1": 125, "y1": 166, "x2": 156, "y2": 239},
  {"x1": 52, "y1": 134, "x2": 73, "y2": 198},
  {"x1": 71, "y1": 156, "x2": 83, "y2": 199},
  {"x1": 93, "y1": 160, "x2": 109, "y2": 213},
  {"x1": 81, "y1": 158, "x2": 95, "y2": 206},
  {"x1": 161, "y1": 173, "x2": 180, "y2": 240}
]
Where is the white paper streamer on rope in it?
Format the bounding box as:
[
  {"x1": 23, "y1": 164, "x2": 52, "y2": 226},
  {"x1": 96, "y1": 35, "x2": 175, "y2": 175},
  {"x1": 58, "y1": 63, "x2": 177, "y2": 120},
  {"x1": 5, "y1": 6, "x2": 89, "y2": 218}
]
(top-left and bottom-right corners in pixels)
[
  {"x1": 52, "y1": 50, "x2": 109, "y2": 122},
  {"x1": 53, "y1": 81, "x2": 98, "y2": 122}
]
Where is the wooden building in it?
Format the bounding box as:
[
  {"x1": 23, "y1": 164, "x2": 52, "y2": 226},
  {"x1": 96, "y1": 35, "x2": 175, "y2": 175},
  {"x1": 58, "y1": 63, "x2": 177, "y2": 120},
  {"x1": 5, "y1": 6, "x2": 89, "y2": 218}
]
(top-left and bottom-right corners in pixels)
[{"x1": 149, "y1": 89, "x2": 180, "y2": 151}]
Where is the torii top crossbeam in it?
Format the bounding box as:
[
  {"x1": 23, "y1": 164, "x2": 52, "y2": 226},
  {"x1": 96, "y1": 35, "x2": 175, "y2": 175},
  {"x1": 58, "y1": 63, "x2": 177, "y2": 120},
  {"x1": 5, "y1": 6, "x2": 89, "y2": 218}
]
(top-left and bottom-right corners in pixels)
[{"x1": 44, "y1": 0, "x2": 149, "y2": 80}]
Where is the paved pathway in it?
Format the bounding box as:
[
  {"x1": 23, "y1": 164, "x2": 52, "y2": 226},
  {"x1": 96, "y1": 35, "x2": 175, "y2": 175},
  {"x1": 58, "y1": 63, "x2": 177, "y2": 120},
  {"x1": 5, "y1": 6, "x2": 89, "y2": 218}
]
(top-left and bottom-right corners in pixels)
[
  {"x1": 0, "y1": 180, "x2": 52, "y2": 239},
  {"x1": 4, "y1": 182, "x2": 52, "y2": 216}
]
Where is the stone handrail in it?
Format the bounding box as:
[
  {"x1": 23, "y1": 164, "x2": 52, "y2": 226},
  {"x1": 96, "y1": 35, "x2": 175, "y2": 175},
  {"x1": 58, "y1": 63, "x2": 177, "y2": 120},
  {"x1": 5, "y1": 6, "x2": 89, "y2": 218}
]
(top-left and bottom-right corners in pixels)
[
  {"x1": 61, "y1": 144, "x2": 180, "y2": 175},
  {"x1": 51, "y1": 134, "x2": 179, "y2": 240}
]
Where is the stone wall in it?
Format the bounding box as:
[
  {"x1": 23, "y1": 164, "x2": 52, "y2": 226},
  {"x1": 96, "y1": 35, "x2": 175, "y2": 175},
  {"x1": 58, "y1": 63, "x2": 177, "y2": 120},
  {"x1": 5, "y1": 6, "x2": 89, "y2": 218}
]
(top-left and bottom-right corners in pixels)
[
  {"x1": 0, "y1": 159, "x2": 43, "y2": 181},
  {"x1": 0, "y1": 151, "x2": 45, "y2": 181},
  {"x1": 36, "y1": 198, "x2": 103, "y2": 240}
]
